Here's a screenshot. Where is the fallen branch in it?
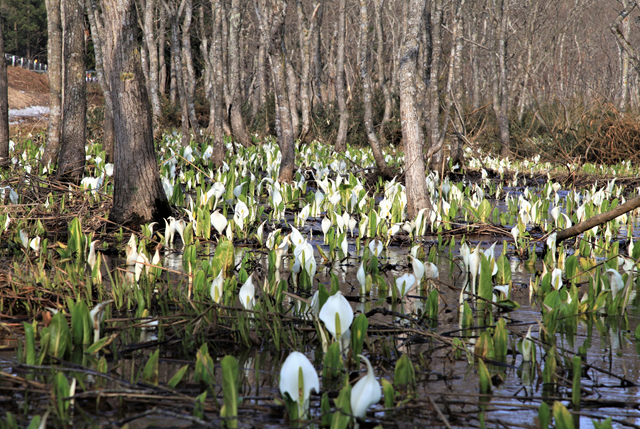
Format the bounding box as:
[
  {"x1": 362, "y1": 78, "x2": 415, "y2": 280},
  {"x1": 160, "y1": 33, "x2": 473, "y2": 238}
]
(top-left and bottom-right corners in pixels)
[{"x1": 556, "y1": 195, "x2": 640, "y2": 243}]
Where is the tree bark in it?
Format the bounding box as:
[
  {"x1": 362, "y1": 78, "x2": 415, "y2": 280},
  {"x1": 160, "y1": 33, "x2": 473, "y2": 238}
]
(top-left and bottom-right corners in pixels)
[
  {"x1": 436, "y1": 0, "x2": 465, "y2": 169},
  {"x1": 103, "y1": 0, "x2": 171, "y2": 225},
  {"x1": 227, "y1": 0, "x2": 251, "y2": 147},
  {"x1": 141, "y1": 0, "x2": 162, "y2": 127},
  {"x1": 334, "y1": 0, "x2": 349, "y2": 152},
  {"x1": 557, "y1": 196, "x2": 640, "y2": 244},
  {"x1": 0, "y1": 14, "x2": 10, "y2": 168},
  {"x1": 286, "y1": 59, "x2": 299, "y2": 137},
  {"x1": 256, "y1": 0, "x2": 294, "y2": 183},
  {"x1": 359, "y1": 0, "x2": 389, "y2": 177},
  {"x1": 374, "y1": 0, "x2": 391, "y2": 140},
  {"x1": 86, "y1": 0, "x2": 115, "y2": 162},
  {"x1": 296, "y1": 1, "x2": 317, "y2": 140},
  {"x1": 312, "y1": 1, "x2": 324, "y2": 108},
  {"x1": 163, "y1": 0, "x2": 190, "y2": 147},
  {"x1": 58, "y1": 0, "x2": 87, "y2": 183},
  {"x1": 207, "y1": 0, "x2": 225, "y2": 167},
  {"x1": 427, "y1": 0, "x2": 443, "y2": 168},
  {"x1": 399, "y1": 0, "x2": 432, "y2": 220},
  {"x1": 0, "y1": 14, "x2": 8, "y2": 168},
  {"x1": 41, "y1": 0, "x2": 63, "y2": 170},
  {"x1": 158, "y1": 5, "x2": 167, "y2": 98},
  {"x1": 181, "y1": 0, "x2": 201, "y2": 143},
  {"x1": 492, "y1": 0, "x2": 510, "y2": 158}
]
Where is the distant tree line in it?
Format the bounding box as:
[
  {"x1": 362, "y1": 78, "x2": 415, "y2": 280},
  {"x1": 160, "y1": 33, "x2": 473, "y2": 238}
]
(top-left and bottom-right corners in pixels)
[
  {"x1": 5, "y1": 0, "x2": 640, "y2": 224},
  {"x1": 0, "y1": 0, "x2": 47, "y2": 62}
]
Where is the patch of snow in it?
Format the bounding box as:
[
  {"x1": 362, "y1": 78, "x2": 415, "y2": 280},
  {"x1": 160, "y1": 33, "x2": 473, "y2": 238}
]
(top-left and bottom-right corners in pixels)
[{"x1": 9, "y1": 105, "x2": 49, "y2": 124}]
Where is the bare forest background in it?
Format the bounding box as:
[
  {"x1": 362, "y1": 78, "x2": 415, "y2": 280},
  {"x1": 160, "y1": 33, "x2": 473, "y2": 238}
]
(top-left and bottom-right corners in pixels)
[{"x1": 4, "y1": 0, "x2": 640, "y2": 168}]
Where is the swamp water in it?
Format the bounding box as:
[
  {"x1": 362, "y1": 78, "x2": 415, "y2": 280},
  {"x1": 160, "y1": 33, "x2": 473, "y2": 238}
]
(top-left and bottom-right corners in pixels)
[{"x1": 1, "y1": 142, "x2": 640, "y2": 428}]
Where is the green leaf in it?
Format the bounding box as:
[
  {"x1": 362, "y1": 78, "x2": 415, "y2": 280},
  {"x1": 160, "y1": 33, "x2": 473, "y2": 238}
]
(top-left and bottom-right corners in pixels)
[
  {"x1": 350, "y1": 314, "x2": 369, "y2": 358},
  {"x1": 86, "y1": 336, "x2": 109, "y2": 355},
  {"x1": 142, "y1": 350, "x2": 160, "y2": 386},
  {"x1": 53, "y1": 372, "x2": 70, "y2": 419},
  {"x1": 330, "y1": 385, "x2": 352, "y2": 429},
  {"x1": 476, "y1": 331, "x2": 494, "y2": 360},
  {"x1": 322, "y1": 342, "x2": 344, "y2": 390},
  {"x1": 493, "y1": 318, "x2": 508, "y2": 362},
  {"x1": 538, "y1": 401, "x2": 550, "y2": 429},
  {"x1": 212, "y1": 241, "x2": 235, "y2": 278},
  {"x1": 495, "y1": 255, "x2": 511, "y2": 284},
  {"x1": 592, "y1": 417, "x2": 613, "y2": 429},
  {"x1": 221, "y1": 355, "x2": 239, "y2": 428},
  {"x1": 26, "y1": 414, "x2": 42, "y2": 429},
  {"x1": 48, "y1": 312, "x2": 71, "y2": 358},
  {"x1": 478, "y1": 254, "x2": 493, "y2": 304},
  {"x1": 381, "y1": 378, "x2": 395, "y2": 409},
  {"x1": 552, "y1": 401, "x2": 575, "y2": 429},
  {"x1": 70, "y1": 300, "x2": 92, "y2": 346},
  {"x1": 572, "y1": 356, "x2": 581, "y2": 409},
  {"x1": 23, "y1": 322, "x2": 35, "y2": 365},
  {"x1": 321, "y1": 392, "x2": 332, "y2": 427},
  {"x1": 394, "y1": 354, "x2": 416, "y2": 395},
  {"x1": 478, "y1": 359, "x2": 491, "y2": 394},
  {"x1": 195, "y1": 344, "x2": 215, "y2": 386},
  {"x1": 426, "y1": 289, "x2": 439, "y2": 319}
]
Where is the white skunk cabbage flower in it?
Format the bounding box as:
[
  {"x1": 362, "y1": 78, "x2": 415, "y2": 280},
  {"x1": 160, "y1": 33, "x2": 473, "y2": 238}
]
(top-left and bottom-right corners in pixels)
[
  {"x1": 350, "y1": 354, "x2": 381, "y2": 418},
  {"x1": 279, "y1": 351, "x2": 319, "y2": 419},
  {"x1": 239, "y1": 274, "x2": 255, "y2": 310}
]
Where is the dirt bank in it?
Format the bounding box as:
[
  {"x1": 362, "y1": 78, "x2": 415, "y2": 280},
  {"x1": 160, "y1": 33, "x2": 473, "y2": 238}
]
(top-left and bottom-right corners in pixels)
[{"x1": 8, "y1": 66, "x2": 49, "y2": 110}]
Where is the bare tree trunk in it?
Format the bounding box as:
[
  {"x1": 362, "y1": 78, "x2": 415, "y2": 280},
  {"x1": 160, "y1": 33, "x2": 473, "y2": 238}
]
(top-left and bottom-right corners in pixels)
[
  {"x1": 427, "y1": 0, "x2": 443, "y2": 169},
  {"x1": 439, "y1": 0, "x2": 465, "y2": 169},
  {"x1": 619, "y1": 0, "x2": 631, "y2": 110},
  {"x1": 141, "y1": 0, "x2": 162, "y2": 127},
  {"x1": 58, "y1": 0, "x2": 87, "y2": 183},
  {"x1": 399, "y1": 0, "x2": 432, "y2": 219},
  {"x1": 610, "y1": 2, "x2": 640, "y2": 77},
  {"x1": 181, "y1": 0, "x2": 201, "y2": 142},
  {"x1": 163, "y1": 0, "x2": 190, "y2": 147},
  {"x1": 86, "y1": 0, "x2": 115, "y2": 162},
  {"x1": 296, "y1": 1, "x2": 317, "y2": 140},
  {"x1": 312, "y1": 1, "x2": 324, "y2": 108},
  {"x1": 158, "y1": 6, "x2": 167, "y2": 99},
  {"x1": 227, "y1": 0, "x2": 251, "y2": 147},
  {"x1": 207, "y1": 0, "x2": 225, "y2": 166},
  {"x1": 469, "y1": 12, "x2": 480, "y2": 111},
  {"x1": 0, "y1": 14, "x2": 8, "y2": 167},
  {"x1": 374, "y1": 0, "x2": 392, "y2": 141},
  {"x1": 334, "y1": 0, "x2": 349, "y2": 152},
  {"x1": 286, "y1": 59, "x2": 299, "y2": 137},
  {"x1": 326, "y1": 23, "x2": 337, "y2": 104},
  {"x1": 359, "y1": 0, "x2": 389, "y2": 177},
  {"x1": 492, "y1": 0, "x2": 510, "y2": 158},
  {"x1": 103, "y1": 0, "x2": 171, "y2": 225},
  {"x1": 256, "y1": 0, "x2": 294, "y2": 183},
  {"x1": 516, "y1": 3, "x2": 536, "y2": 123},
  {"x1": 41, "y1": 0, "x2": 63, "y2": 169},
  {"x1": 256, "y1": 35, "x2": 267, "y2": 110}
]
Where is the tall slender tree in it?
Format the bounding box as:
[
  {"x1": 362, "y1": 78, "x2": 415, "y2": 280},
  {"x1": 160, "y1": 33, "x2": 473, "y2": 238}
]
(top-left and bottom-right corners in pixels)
[
  {"x1": 256, "y1": 0, "x2": 295, "y2": 183},
  {"x1": 102, "y1": 0, "x2": 171, "y2": 225},
  {"x1": 41, "y1": 0, "x2": 63, "y2": 170},
  {"x1": 334, "y1": 0, "x2": 349, "y2": 152},
  {"x1": 399, "y1": 0, "x2": 431, "y2": 219},
  {"x1": 228, "y1": 0, "x2": 252, "y2": 147},
  {"x1": 58, "y1": 0, "x2": 87, "y2": 183},
  {"x1": 359, "y1": 0, "x2": 389, "y2": 177},
  {"x1": 86, "y1": 0, "x2": 115, "y2": 162},
  {"x1": 492, "y1": 0, "x2": 510, "y2": 158},
  {"x1": 0, "y1": 14, "x2": 9, "y2": 168}
]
